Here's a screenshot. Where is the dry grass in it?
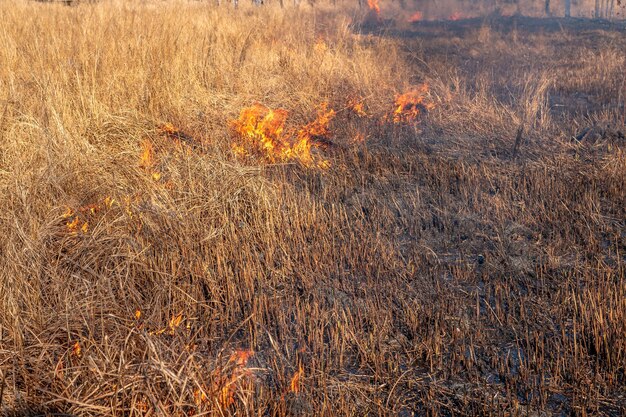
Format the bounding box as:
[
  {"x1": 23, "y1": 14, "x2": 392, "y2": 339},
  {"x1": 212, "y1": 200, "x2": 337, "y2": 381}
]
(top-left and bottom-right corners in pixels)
[{"x1": 0, "y1": 1, "x2": 625, "y2": 416}]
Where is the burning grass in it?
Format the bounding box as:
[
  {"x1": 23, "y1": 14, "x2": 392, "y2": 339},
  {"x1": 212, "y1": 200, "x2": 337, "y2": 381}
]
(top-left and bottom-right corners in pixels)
[{"x1": 0, "y1": 1, "x2": 625, "y2": 416}]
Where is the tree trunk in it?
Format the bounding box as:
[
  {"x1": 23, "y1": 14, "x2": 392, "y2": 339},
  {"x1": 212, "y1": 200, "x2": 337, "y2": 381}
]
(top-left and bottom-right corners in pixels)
[
  {"x1": 545, "y1": 0, "x2": 551, "y2": 16},
  {"x1": 564, "y1": 0, "x2": 571, "y2": 17}
]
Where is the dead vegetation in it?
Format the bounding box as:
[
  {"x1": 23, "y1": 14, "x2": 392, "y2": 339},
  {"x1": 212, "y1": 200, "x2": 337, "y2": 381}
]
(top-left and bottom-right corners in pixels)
[{"x1": 0, "y1": 1, "x2": 624, "y2": 416}]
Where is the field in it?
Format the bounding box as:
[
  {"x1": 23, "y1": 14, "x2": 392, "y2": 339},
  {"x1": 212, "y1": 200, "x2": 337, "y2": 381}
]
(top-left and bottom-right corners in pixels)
[{"x1": 0, "y1": 0, "x2": 625, "y2": 415}]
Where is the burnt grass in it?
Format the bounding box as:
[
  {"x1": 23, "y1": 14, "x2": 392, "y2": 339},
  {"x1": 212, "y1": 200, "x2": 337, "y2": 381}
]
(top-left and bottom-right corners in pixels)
[{"x1": 1, "y1": 11, "x2": 625, "y2": 417}]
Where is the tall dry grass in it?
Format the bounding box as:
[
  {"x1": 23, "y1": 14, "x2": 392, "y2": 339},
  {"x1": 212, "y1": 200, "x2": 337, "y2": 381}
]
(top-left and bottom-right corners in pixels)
[{"x1": 1, "y1": 1, "x2": 625, "y2": 416}]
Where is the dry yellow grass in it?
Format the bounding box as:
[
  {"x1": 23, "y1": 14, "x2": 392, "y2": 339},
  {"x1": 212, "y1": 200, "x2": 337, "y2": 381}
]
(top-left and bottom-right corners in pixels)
[{"x1": 0, "y1": 1, "x2": 625, "y2": 416}]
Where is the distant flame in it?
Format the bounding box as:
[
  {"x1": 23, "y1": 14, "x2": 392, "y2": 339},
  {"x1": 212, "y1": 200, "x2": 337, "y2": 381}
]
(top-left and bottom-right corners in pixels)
[
  {"x1": 408, "y1": 11, "x2": 423, "y2": 22},
  {"x1": 367, "y1": 0, "x2": 380, "y2": 15},
  {"x1": 392, "y1": 84, "x2": 435, "y2": 123}
]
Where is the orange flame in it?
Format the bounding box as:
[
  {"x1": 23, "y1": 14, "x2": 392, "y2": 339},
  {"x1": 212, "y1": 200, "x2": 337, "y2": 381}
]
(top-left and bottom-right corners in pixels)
[
  {"x1": 230, "y1": 349, "x2": 254, "y2": 367},
  {"x1": 348, "y1": 98, "x2": 367, "y2": 117},
  {"x1": 408, "y1": 11, "x2": 423, "y2": 22},
  {"x1": 212, "y1": 349, "x2": 255, "y2": 408},
  {"x1": 231, "y1": 103, "x2": 334, "y2": 167},
  {"x1": 392, "y1": 84, "x2": 435, "y2": 123},
  {"x1": 289, "y1": 364, "x2": 304, "y2": 393},
  {"x1": 71, "y1": 341, "x2": 81, "y2": 357},
  {"x1": 139, "y1": 139, "x2": 154, "y2": 168},
  {"x1": 367, "y1": 0, "x2": 380, "y2": 15},
  {"x1": 160, "y1": 122, "x2": 195, "y2": 144}
]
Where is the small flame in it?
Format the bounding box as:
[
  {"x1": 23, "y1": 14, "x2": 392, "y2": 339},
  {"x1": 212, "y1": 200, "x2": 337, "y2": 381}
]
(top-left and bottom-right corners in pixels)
[
  {"x1": 367, "y1": 0, "x2": 380, "y2": 15},
  {"x1": 230, "y1": 349, "x2": 254, "y2": 367},
  {"x1": 71, "y1": 341, "x2": 81, "y2": 357},
  {"x1": 408, "y1": 11, "x2": 423, "y2": 22},
  {"x1": 160, "y1": 122, "x2": 195, "y2": 144},
  {"x1": 194, "y1": 388, "x2": 208, "y2": 405},
  {"x1": 212, "y1": 349, "x2": 255, "y2": 408},
  {"x1": 135, "y1": 309, "x2": 141, "y2": 320},
  {"x1": 66, "y1": 216, "x2": 80, "y2": 233},
  {"x1": 169, "y1": 312, "x2": 183, "y2": 332},
  {"x1": 62, "y1": 207, "x2": 74, "y2": 219},
  {"x1": 289, "y1": 364, "x2": 304, "y2": 393},
  {"x1": 351, "y1": 132, "x2": 366, "y2": 144},
  {"x1": 392, "y1": 84, "x2": 435, "y2": 124},
  {"x1": 348, "y1": 98, "x2": 367, "y2": 117},
  {"x1": 139, "y1": 139, "x2": 154, "y2": 168}
]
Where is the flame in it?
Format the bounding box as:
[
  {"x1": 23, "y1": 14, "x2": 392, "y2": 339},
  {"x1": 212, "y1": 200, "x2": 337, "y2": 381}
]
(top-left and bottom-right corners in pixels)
[
  {"x1": 231, "y1": 103, "x2": 334, "y2": 167},
  {"x1": 71, "y1": 341, "x2": 81, "y2": 357},
  {"x1": 351, "y1": 132, "x2": 366, "y2": 144},
  {"x1": 408, "y1": 11, "x2": 423, "y2": 22},
  {"x1": 104, "y1": 196, "x2": 115, "y2": 209},
  {"x1": 367, "y1": 0, "x2": 380, "y2": 15},
  {"x1": 160, "y1": 122, "x2": 195, "y2": 144},
  {"x1": 66, "y1": 216, "x2": 80, "y2": 233},
  {"x1": 139, "y1": 139, "x2": 154, "y2": 168},
  {"x1": 211, "y1": 349, "x2": 255, "y2": 408},
  {"x1": 62, "y1": 197, "x2": 116, "y2": 235},
  {"x1": 230, "y1": 349, "x2": 254, "y2": 367},
  {"x1": 392, "y1": 84, "x2": 435, "y2": 123},
  {"x1": 289, "y1": 364, "x2": 304, "y2": 393},
  {"x1": 62, "y1": 207, "x2": 74, "y2": 218},
  {"x1": 194, "y1": 388, "x2": 208, "y2": 405},
  {"x1": 348, "y1": 98, "x2": 367, "y2": 117},
  {"x1": 169, "y1": 312, "x2": 183, "y2": 333},
  {"x1": 135, "y1": 309, "x2": 141, "y2": 320}
]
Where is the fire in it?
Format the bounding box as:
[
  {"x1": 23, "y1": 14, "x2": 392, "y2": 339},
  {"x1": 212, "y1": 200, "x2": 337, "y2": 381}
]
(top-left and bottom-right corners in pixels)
[
  {"x1": 149, "y1": 311, "x2": 185, "y2": 336},
  {"x1": 367, "y1": 0, "x2": 380, "y2": 15},
  {"x1": 351, "y1": 132, "x2": 366, "y2": 144},
  {"x1": 348, "y1": 97, "x2": 367, "y2": 117},
  {"x1": 211, "y1": 349, "x2": 254, "y2": 408},
  {"x1": 160, "y1": 122, "x2": 195, "y2": 144},
  {"x1": 392, "y1": 84, "x2": 435, "y2": 123},
  {"x1": 289, "y1": 364, "x2": 304, "y2": 393},
  {"x1": 230, "y1": 349, "x2": 254, "y2": 367},
  {"x1": 139, "y1": 138, "x2": 163, "y2": 180},
  {"x1": 230, "y1": 103, "x2": 334, "y2": 167},
  {"x1": 408, "y1": 11, "x2": 423, "y2": 22},
  {"x1": 62, "y1": 197, "x2": 116, "y2": 235},
  {"x1": 194, "y1": 388, "x2": 208, "y2": 405},
  {"x1": 71, "y1": 341, "x2": 81, "y2": 357},
  {"x1": 139, "y1": 138, "x2": 154, "y2": 168}
]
